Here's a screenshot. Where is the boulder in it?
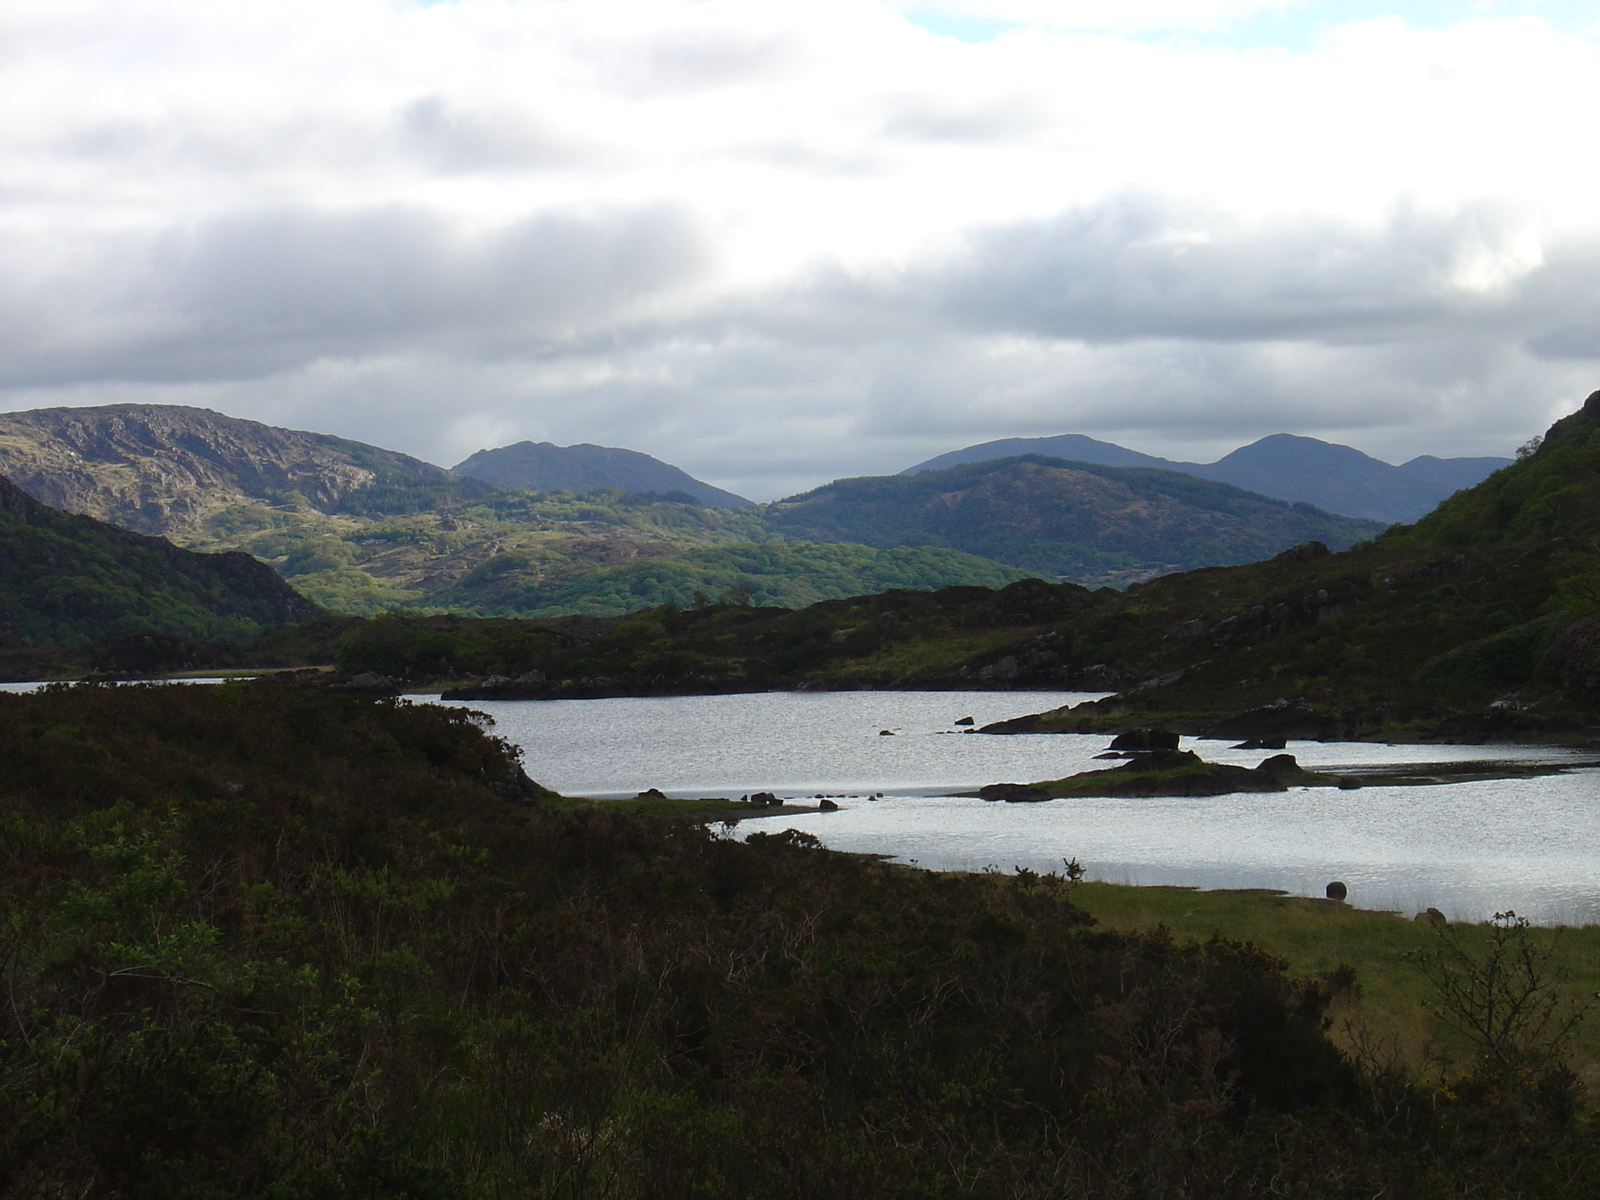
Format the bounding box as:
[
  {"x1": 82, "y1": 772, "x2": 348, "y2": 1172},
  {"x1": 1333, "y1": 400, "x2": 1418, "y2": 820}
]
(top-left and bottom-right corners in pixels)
[
  {"x1": 636, "y1": 787, "x2": 667, "y2": 799},
  {"x1": 1336, "y1": 776, "x2": 1362, "y2": 790},
  {"x1": 1256, "y1": 754, "x2": 1302, "y2": 776},
  {"x1": 749, "y1": 791, "x2": 779, "y2": 806},
  {"x1": 1274, "y1": 541, "x2": 1330, "y2": 563},
  {"x1": 818, "y1": 798, "x2": 840, "y2": 812},
  {"x1": 1414, "y1": 907, "x2": 1447, "y2": 925},
  {"x1": 1109, "y1": 728, "x2": 1180, "y2": 751},
  {"x1": 954, "y1": 716, "x2": 975, "y2": 726},
  {"x1": 1325, "y1": 881, "x2": 1348, "y2": 901},
  {"x1": 878, "y1": 729, "x2": 895, "y2": 736}
]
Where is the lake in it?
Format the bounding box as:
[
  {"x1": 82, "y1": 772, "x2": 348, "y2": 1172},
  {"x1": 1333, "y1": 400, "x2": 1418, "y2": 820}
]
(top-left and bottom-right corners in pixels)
[{"x1": 432, "y1": 689, "x2": 1600, "y2": 926}]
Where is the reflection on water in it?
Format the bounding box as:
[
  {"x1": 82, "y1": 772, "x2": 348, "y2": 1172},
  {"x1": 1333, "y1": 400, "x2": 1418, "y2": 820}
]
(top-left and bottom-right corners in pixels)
[{"x1": 440, "y1": 689, "x2": 1600, "y2": 926}]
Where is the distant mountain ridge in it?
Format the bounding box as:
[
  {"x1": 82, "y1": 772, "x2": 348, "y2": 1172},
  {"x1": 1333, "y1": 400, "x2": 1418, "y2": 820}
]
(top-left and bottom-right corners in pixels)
[
  {"x1": 770, "y1": 454, "x2": 1384, "y2": 587},
  {"x1": 902, "y1": 432, "x2": 1510, "y2": 525},
  {"x1": 0, "y1": 473, "x2": 317, "y2": 645},
  {"x1": 453, "y1": 441, "x2": 751, "y2": 508}
]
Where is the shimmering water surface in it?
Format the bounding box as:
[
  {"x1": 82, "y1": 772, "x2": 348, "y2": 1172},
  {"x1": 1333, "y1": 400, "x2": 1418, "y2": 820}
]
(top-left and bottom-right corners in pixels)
[{"x1": 436, "y1": 690, "x2": 1600, "y2": 925}]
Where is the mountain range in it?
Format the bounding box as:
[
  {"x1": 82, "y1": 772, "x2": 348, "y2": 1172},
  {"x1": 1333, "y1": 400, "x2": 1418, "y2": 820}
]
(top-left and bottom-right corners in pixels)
[
  {"x1": 453, "y1": 441, "x2": 751, "y2": 508},
  {"x1": 0, "y1": 402, "x2": 1466, "y2": 619},
  {"x1": 903, "y1": 432, "x2": 1510, "y2": 525}
]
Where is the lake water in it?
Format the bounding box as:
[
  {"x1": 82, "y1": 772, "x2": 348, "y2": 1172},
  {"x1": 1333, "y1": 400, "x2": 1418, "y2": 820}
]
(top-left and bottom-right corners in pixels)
[
  {"x1": 0, "y1": 677, "x2": 228, "y2": 693},
  {"x1": 432, "y1": 689, "x2": 1600, "y2": 926}
]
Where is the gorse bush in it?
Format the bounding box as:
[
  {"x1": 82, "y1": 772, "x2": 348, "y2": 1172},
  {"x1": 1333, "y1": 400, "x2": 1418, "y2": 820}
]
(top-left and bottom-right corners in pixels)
[{"x1": 0, "y1": 684, "x2": 1596, "y2": 1197}]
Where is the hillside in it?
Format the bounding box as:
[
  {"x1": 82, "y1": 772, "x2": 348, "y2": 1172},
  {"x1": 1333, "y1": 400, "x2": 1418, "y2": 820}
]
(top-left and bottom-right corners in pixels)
[
  {"x1": 0, "y1": 404, "x2": 492, "y2": 537},
  {"x1": 453, "y1": 440, "x2": 751, "y2": 507},
  {"x1": 8, "y1": 681, "x2": 1574, "y2": 1195},
  {"x1": 947, "y1": 392, "x2": 1600, "y2": 738},
  {"x1": 767, "y1": 455, "x2": 1384, "y2": 587},
  {"x1": 0, "y1": 473, "x2": 318, "y2": 645},
  {"x1": 904, "y1": 432, "x2": 1509, "y2": 525},
  {"x1": 1398, "y1": 390, "x2": 1600, "y2": 546}
]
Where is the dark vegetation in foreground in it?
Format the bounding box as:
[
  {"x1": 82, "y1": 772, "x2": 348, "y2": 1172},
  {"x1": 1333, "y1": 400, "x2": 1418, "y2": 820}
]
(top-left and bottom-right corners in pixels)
[{"x1": 3, "y1": 681, "x2": 1597, "y2": 1198}]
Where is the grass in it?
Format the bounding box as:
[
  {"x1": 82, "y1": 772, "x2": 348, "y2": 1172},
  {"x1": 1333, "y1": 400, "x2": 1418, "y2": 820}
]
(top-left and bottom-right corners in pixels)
[{"x1": 1069, "y1": 882, "x2": 1600, "y2": 1090}]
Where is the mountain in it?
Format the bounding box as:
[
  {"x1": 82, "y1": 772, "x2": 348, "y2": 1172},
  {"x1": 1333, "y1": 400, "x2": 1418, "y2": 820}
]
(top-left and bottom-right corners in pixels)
[
  {"x1": 767, "y1": 455, "x2": 1384, "y2": 587},
  {"x1": 0, "y1": 404, "x2": 1025, "y2": 619},
  {"x1": 905, "y1": 433, "x2": 1175, "y2": 475},
  {"x1": 453, "y1": 441, "x2": 752, "y2": 508},
  {"x1": 902, "y1": 432, "x2": 1510, "y2": 525},
  {"x1": 0, "y1": 403, "x2": 493, "y2": 536},
  {"x1": 0, "y1": 473, "x2": 318, "y2": 645}
]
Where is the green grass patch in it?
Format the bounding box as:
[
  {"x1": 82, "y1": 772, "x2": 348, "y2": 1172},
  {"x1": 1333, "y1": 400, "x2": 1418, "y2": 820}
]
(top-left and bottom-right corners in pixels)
[{"x1": 1069, "y1": 882, "x2": 1600, "y2": 1088}]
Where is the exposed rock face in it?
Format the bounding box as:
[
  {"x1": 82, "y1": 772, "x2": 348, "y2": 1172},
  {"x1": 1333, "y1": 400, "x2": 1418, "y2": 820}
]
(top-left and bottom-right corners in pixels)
[{"x1": 0, "y1": 404, "x2": 484, "y2": 538}]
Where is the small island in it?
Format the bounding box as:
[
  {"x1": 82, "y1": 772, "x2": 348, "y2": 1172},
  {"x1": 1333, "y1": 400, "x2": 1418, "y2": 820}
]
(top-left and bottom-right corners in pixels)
[{"x1": 977, "y1": 748, "x2": 1328, "y2": 801}]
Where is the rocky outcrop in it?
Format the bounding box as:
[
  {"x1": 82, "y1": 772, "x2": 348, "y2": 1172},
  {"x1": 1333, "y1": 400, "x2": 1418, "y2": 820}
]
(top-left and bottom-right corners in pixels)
[
  {"x1": 0, "y1": 404, "x2": 488, "y2": 538},
  {"x1": 1109, "y1": 728, "x2": 1180, "y2": 751},
  {"x1": 1199, "y1": 698, "x2": 1340, "y2": 741}
]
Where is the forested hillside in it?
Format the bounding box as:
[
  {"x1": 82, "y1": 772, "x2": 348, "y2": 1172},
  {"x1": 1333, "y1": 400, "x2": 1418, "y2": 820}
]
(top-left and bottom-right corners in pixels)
[{"x1": 0, "y1": 474, "x2": 317, "y2": 645}]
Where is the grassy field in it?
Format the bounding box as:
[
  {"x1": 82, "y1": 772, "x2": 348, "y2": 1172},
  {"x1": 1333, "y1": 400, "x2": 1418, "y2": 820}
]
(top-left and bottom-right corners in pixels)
[{"x1": 1070, "y1": 882, "x2": 1600, "y2": 1091}]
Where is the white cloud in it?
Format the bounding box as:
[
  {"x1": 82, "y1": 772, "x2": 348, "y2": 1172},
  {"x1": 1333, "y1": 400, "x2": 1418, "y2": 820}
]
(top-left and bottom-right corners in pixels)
[{"x1": 1, "y1": 0, "x2": 1598, "y2": 498}]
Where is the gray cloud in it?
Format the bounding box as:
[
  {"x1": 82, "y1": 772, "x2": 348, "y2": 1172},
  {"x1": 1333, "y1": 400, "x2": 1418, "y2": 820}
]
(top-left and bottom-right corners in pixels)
[
  {"x1": 0, "y1": 203, "x2": 710, "y2": 388},
  {"x1": 397, "y1": 96, "x2": 595, "y2": 173},
  {"x1": 922, "y1": 197, "x2": 1538, "y2": 344}
]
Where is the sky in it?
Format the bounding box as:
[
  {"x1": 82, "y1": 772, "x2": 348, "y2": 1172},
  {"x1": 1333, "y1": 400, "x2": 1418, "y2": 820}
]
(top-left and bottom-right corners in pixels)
[{"x1": 4, "y1": 0, "x2": 1600, "y2": 500}]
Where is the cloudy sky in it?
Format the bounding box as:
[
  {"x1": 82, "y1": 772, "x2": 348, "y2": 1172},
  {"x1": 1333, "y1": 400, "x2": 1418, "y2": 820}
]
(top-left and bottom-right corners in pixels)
[{"x1": 4, "y1": 0, "x2": 1600, "y2": 499}]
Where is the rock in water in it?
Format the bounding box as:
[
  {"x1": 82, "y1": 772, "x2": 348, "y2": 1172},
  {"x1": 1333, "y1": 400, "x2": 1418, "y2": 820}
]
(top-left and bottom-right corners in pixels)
[
  {"x1": 954, "y1": 716, "x2": 975, "y2": 726},
  {"x1": 818, "y1": 798, "x2": 840, "y2": 811},
  {"x1": 978, "y1": 783, "x2": 1053, "y2": 803},
  {"x1": 1109, "y1": 728, "x2": 1180, "y2": 751}
]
